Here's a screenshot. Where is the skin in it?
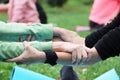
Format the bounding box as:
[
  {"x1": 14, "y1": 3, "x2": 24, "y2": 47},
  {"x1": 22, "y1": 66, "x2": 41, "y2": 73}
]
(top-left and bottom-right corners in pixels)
[
  {"x1": 6, "y1": 27, "x2": 102, "y2": 66},
  {"x1": 0, "y1": 3, "x2": 8, "y2": 12}
]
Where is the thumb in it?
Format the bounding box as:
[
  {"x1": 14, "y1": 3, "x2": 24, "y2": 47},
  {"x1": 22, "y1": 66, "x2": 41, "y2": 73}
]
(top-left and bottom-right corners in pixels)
[
  {"x1": 84, "y1": 46, "x2": 91, "y2": 52},
  {"x1": 5, "y1": 56, "x2": 22, "y2": 62},
  {"x1": 23, "y1": 41, "x2": 30, "y2": 50}
]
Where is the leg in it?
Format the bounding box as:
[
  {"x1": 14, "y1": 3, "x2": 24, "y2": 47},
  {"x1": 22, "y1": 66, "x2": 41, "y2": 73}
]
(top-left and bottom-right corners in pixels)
[{"x1": 60, "y1": 66, "x2": 80, "y2": 80}]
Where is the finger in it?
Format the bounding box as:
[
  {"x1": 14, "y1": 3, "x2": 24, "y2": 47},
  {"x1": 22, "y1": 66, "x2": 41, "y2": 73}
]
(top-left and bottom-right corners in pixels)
[
  {"x1": 5, "y1": 56, "x2": 23, "y2": 62},
  {"x1": 79, "y1": 49, "x2": 88, "y2": 65},
  {"x1": 76, "y1": 48, "x2": 82, "y2": 65},
  {"x1": 26, "y1": 34, "x2": 31, "y2": 41},
  {"x1": 19, "y1": 36, "x2": 23, "y2": 42},
  {"x1": 31, "y1": 35, "x2": 35, "y2": 41},
  {"x1": 84, "y1": 47, "x2": 92, "y2": 62},
  {"x1": 72, "y1": 49, "x2": 77, "y2": 64},
  {"x1": 23, "y1": 41, "x2": 30, "y2": 50},
  {"x1": 23, "y1": 41, "x2": 39, "y2": 53}
]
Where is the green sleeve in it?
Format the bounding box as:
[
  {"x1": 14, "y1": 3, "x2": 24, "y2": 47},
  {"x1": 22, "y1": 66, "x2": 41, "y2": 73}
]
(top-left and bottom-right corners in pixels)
[
  {"x1": 0, "y1": 41, "x2": 52, "y2": 61},
  {"x1": 0, "y1": 22, "x2": 53, "y2": 41}
]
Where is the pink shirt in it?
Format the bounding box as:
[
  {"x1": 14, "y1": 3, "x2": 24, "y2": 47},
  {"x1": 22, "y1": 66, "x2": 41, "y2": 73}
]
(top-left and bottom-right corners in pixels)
[
  {"x1": 8, "y1": 0, "x2": 40, "y2": 23},
  {"x1": 89, "y1": 0, "x2": 120, "y2": 24}
]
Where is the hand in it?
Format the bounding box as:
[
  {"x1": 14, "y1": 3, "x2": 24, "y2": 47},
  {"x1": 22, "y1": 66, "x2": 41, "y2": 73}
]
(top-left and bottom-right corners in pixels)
[
  {"x1": 72, "y1": 46, "x2": 102, "y2": 65},
  {"x1": 53, "y1": 42, "x2": 79, "y2": 52},
  {"x1": 19, "y1": 23, "x2": 35, "y2": 42},
  {"x1": 19, "y1": 34, "x2": 35, "y2": 42},
  {"x1": 53, "y1": 27, "x2": 85, "y2": 44},
  {"x1": 72, "y1": 45, "x2": 89, "y2": 65},
  {"x1": 6, "y1": 41, "x2": 46, "y2": 65},
  {"x1": 84, "y1": 47, "x2": 102, "y2": 65}
]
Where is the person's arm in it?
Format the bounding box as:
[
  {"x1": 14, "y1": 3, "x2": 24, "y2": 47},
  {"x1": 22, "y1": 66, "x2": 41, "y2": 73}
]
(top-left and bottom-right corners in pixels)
[
  {"x1": 0, "y1": 3, "x2": 8, "y2": 12},
  {"x1": 85, "y1": 12, "x2": 120, "y2": 48},
  {"x1": 5, "y1": 41, "x2": 74, "y2": 65},
  {"x1": 73, "y1": 26, "x2": 120, "y2": 65},
  {"x1": 6, "y1": 41, "x2": 100, "y2": 66},
  {"x1": 94, "y1": 27, "x2": 120, "y2": 60},
  {"x1": 0, "y1": 22, "x2": 53, "y2": 41},
  {"x1": 6, "y1": 41, "x2": 101, "y2": 66},
  {"x1": 53, "y1": 27, "x2": 85, "y2": 44},
  {"x1": 0, "y1": 41, "x2": 52, "y2": 61}
]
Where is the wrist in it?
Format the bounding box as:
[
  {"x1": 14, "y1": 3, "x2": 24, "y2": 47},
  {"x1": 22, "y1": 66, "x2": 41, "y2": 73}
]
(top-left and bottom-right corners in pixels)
[
  {"x1": 53, "y1": 42, "x2": 64, "y2": 51},
  {"x1": 91, "y1": 47, "x2": 102, "y2": 61},
  {"x1": 44, "y1": 50, "x2": 58, "y2": 66},
  {"x1": 37, "y1": 51, "x2": 46, "y2": 62},
  {"x1": 91, "y1": 47, "x2": 98, "y2": 54}
]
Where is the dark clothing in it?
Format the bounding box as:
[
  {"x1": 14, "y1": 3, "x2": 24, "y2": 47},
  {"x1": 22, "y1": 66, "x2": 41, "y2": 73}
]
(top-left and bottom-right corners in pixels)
[
  {"x1": 60, "y1": 11, "x2": 120, "y2": 80},
  {"x1": 35, "y1": 1, "x2": 47, "y2": 24},
  {"x1": 60, "y1": 66, "x2": 80, "y2": 80},
  {"x1": 60, "y1": 12, "x2": 120, "y2": 80},
  {"x1": 89, "y1": 20, "x2": 104, "y2": 29},
  {"x1": 95, "y1": 28, "x2": 120, "y2": 60},
  {"x1": 46, "y1": 0, "x2": 67, "y2": 7},
  {"x1": 85, "y1": 12, "x2": 120, "y2": 60}
]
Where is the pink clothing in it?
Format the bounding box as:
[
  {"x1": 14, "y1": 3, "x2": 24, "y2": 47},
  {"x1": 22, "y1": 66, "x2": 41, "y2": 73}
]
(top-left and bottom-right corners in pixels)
[
  {"x1": 89, "y1": 0, "x2": 120, "y2": 24},
  {"x1": 8, "y1": 0, "x2": 40, "y2": 23}
]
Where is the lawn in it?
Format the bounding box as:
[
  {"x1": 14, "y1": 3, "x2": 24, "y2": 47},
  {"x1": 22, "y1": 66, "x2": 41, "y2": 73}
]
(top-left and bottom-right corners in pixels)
[{"x1": 0, "y1": 0, "x2": 120, "y2": 80}]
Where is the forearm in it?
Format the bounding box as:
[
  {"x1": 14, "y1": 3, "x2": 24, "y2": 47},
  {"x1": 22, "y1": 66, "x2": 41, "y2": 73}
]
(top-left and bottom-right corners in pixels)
[
  {"x1": 39, "y1": 51, "x2": 101, "y2": 66},
  {"x1": 55, "y1": 52, "x2": 72, "y2": 65},
  {"x1": 84, "y1": 47, "x2": 102, "y2": 65},
  {"x1": 53, "y1": 27, "x2": 85, "y2": 44},
  {"x1": 85, "y1": 12, "x2": 120, "y2": 48},
  {"x1": 0, "y1": 41, "x2": 52, "y2": 61},
  {"x1": 3, "y1": 41, "x2": 101, "y2": 66},
  {"x1": 39, "y1": 51, "x2": 72, "y2": 65},
  {"x1": 0, "y1": 22, "x2": 53, "y2": 41},
  {"x1": 52, "y1": 42, "x2": 79, "y2": 52},
  {"x1": 95, "y1": 27, "x2": 120, "y2": 60},
  {"x1": 52, "y1": 42, "x2": 101, "y2": 66}
]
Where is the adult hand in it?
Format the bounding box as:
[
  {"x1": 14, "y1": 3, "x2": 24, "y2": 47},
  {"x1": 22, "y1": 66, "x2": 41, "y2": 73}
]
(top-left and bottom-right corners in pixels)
[
  {"x1": 53, "y1": 27, "x2": 85, "y2": 44},
  {"x1": 72, "y1": 45, "x2": 89, "y2": 65},
  {"x1": 53, "y1": 42, "x2": 79, "y2": 52},
  {"x1": 6, "y1": 41, "x2": 46, "y2": 65},
  {"x1": 72, "y1": 46, "x2": 102, "y2": 66},
  {"x1": 19, "y1": 23, "x2": 35, "y2": 42},
  {"x1": 19, "y1": 34, "x2": 35, "y2": 42}
]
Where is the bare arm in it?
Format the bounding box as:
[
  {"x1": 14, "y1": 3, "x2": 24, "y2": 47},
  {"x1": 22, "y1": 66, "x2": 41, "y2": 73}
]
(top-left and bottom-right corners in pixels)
[
  {"x1": 6, "y1": 41, "x2": 101, "y2": 66},
  {"x1": 6, "y1": 41, "x2": 73, "y2": 65},
  {"x1": 0, "y1": 3, "x2": 8, "y2": 12},
  {"x1": 53, "y1": 27, "x2": 85, "y2": 44},
  {"x1": 53, "y1": 42, "x2": 102, "y2": 65}
]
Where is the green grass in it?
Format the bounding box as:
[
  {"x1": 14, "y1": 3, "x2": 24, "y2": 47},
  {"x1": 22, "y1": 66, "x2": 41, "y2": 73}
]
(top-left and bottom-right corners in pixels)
[{"x1": 0, "y1": 0, "x2": 120, "y2": 80}]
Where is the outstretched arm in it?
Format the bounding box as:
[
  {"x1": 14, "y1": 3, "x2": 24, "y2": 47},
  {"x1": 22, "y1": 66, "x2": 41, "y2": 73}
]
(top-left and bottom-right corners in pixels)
[
  {"x1": 6, "y1": 41, "x2": 101, "y2": 66},
  {"x1": 53, "y1": 27, "x2": 85, "y2": 44},
  {"x1": 6, "y1": 41, "x2": 73, "y2": 65}
]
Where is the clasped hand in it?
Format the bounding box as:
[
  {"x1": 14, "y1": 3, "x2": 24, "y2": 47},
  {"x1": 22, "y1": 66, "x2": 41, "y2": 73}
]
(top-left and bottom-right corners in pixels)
[{"x1": 6, "y1": 41, "x2": 46, "y2": 65}]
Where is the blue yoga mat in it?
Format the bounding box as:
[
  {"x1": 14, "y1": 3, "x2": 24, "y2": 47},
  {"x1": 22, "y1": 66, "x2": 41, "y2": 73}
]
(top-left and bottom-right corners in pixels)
[
  {"x1": 10, "y1": 66, "x2": 55, "y2": 80},
  {"x1": 94, "y1": 68, "x2": 119, "y2": 80}
]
